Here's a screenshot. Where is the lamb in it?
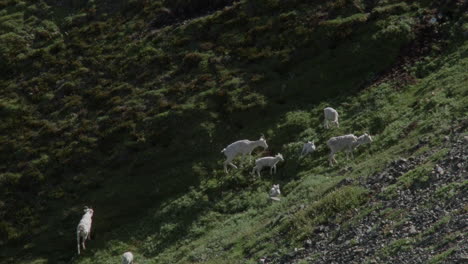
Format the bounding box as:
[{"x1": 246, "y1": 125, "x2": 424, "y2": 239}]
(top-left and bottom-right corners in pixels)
[
  {"x1": 77, "y1": 206, "x2": 94, "y2": 255},
  {"x1": 251, "y1": 153, "x2": 284, "y2": 177},
  {"x1": 327, "y1": 133, "x2": 372, "y2": 166},
  {"x1": 324, "y1": 107, "x2": 339, "y2": 129},
  {"x1": 122, "y1": 251, "x2": 134, "y2": 264},
  {"x1": 221, "y1": 136, "x2": 268, "y2": 173},
  {"x1": 300, "y1": 141, "x2": 316, "y2": 157},
  {"x1": 269, "y1": 184, "x2": 281, "y2": 201}
]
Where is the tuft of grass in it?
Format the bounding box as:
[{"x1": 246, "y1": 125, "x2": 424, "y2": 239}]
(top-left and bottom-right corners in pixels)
[
  {"x1": 428, "y1": 248, "x2": 456, "y2": 264},
  {"x1": 379, "y1": 237, "x2": 415, "y2": 257},
  {"x1": 286, "y1": 185, "x2": 369, "y2": 241},
  {"x1": 397, "y1": 164, "x2": 433, "y2": 189}
]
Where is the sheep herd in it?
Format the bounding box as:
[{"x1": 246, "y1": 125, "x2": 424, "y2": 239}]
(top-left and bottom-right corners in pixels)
[
  {"x1": 75, "y1": 107, "x2": 372, "y2": 262},
  {"x1": 221, "y1": 106, "x2": 372, "y2": 175},
  {"x1": 220, "y1": 107, "x2": 372, "y2": 200}
]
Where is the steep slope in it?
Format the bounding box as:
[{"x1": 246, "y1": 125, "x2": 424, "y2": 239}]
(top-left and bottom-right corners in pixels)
[{"x1": 0, "y1": 0, "x2": 466, "y2": 263}]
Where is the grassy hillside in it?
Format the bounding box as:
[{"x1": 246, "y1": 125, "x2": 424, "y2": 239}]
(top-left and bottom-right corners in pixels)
[{"x1": 0, "y1": 0, "x2": 466, "y2": 263}]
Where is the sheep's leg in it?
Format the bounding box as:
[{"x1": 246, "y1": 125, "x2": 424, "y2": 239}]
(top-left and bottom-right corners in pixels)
[
  {"x1": 77, "y1": 233, "x2": 81, "y2": 255},
  {"x1": 273, "y1": 165, "x2": 277, "y2": 174},
  {"x1": 329, "y1": 153, "x2": 335, "y2": 166},
  {"x1": 336, "y1": 120, "x2": 340, "y2": 128},
  {"x1": 324, "y1": 120, "x2": 328, "y2": 129},
  {"x1": 270, "y1": 167, "x2": 273, "y2": 175},
  {"x1": 82, "y1": 239, "x2": 86, "y2": 250},
  {"x1": 251, "y1": 166, "x2": 256, "y2": 175},
  {"x1": 224, "y1": 156, "x2": 237, "y2": 173},
  {"x1": 346, "y1": 149, "x2": 351, "y2": 160}
]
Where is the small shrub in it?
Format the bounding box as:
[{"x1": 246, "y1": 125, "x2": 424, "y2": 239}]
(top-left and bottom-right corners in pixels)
[
  {"x1": 397, "y1": 164, "x2": 433, "y2": 189},
  {"x1": 277, "y1": 111, "x2": 312, "y2": 141},
  {"x1": 287, "y1": 186, "x2": 369, "y2": 240},
  {"x1": 373, "y1": 15, "x2": 415, "y2": 45},
  {"x1": 0, "y1": 172, "x2": 23, "y2": 186},
  {"x1": 182, "y1": 52, "x2": 203, "y2": 70},
  {"x1": 379, "y1": 238, "x2": 414, "y2": 257},
  {"x1": 371, "y1": 3, "x2": 410, "y2": 17},
  {"x1": 428, "y1": 248, "x2": 456, "y2": 264}
]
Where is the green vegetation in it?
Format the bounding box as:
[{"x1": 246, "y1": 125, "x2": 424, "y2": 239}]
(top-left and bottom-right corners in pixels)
[
  {"x1": 428, "y1": 248, "x2": 456, "y2": 264},
  {"x1": 379, "y1": 238, "x2": 415, "y2": 257},
  {"x1": 0, "y1": 0, "x2": 467, "y2": 263}
]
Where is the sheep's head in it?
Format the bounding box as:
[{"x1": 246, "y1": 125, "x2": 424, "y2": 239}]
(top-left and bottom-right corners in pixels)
[
  {"x1": 362, "y1": 133, "x2": 373, "y2": 144},
  {"x1": 271, "y1": 184, "x2": 280, "y2": 194},
  {"x1": 83, "y1": 206, "x2": 94, "y2": 215},
  {"x1": 276, "y1": 153, "x2": 284, "y2": 162},
  {"x1": 356, "y1": 134, "x2": 372, "y2": 145},
  {"x1": 259, "y1": 136, "x2": 268, "y2": 149},
  {"x1": 307, "y1": 141, "x2": 316, "y2": 150}
]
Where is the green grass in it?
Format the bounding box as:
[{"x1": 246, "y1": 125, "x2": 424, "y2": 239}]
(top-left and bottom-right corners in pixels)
[
  {"x1": 428, "y1": 248, "x2": 456, "y2": 264},
  {"x1": 379, "y1": 238, "x2": 415, "y2": 257},
  {"x1": 1, "y1": 0, "x2": 467, "y2": 263}
]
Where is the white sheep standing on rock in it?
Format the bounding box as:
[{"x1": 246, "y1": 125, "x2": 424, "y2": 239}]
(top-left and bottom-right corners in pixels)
[
  {"x1": 300, "y1": 141, "x2": 316, "y2": 157},
  {"x1": 327, "y1": 133, "x2": 372, "y2": 166},
  {"x1": 122, "y1": 251, "x2": 134, "y2": 264},
  {"x1": 76, "y1": 206, "x2": 94, "y2": 255},
  {"x1": 269, "y1": 184, "x2": 281, "y2": 200},
  {"x1": 221, "y1": 136, "x2": 268, "y2": 173},
  {"x1": 324, "y1": 107, "x2": 339, "y2": 129},
  {"x1": 251, "y1": 153, "x2": 284, "y2": 177}
]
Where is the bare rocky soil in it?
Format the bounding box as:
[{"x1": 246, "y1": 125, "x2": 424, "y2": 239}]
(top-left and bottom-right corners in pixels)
[{"x1": 266, "y1": 130, "x2": 467, "y2": 264}]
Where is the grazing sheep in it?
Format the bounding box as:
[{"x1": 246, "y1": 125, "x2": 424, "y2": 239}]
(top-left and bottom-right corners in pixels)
[
  {"x1": 122, "y1": 251, "x2": 134, "y2": 264},
  {"x1": 77, "y1": 207, "x2": 94, "y2": 255},
  {"x1": 221, "y1": 136, "x2": 268, "y2": 173},
  {"x1": 355, "y1": 133, "x2": 373, "y2": 147},
  {"x1": 269, "y1": 184, "x2": 281, "y2": 201},
  {"x1": 327, "y1": 133, "x2": 372, "y2": 166},
  {"x1": 324, "y1": 107, "x2": 339, "y2": 129},
  {"x1": 327, "y1": 134, "x2": 357, "y2": 166},
  {"x1": 251, "y1": 153, "x2": 284, "y2": 177},
  {"x1": 300, "y1": 141, "x2": 316, "y2": 157}
]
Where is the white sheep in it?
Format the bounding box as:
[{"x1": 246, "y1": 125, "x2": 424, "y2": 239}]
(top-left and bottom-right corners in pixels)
[
  {"x1": 221, "y1": 136, "x2": 268, "y2": 173},
  {"x1": 269, "y1": 184, "x2": 281, "y2": 199},
  {"x1": 251, "y1": 153, "x2": 284, "y2": 177},
  {"x1": 354, "y1": 133, "x2": 373, "y2": 148},
  {"x1": 324, "y1": 107, "x2": 339, "y2": 129},
  {"x1": 77, "y1": 206, "x2": 94, "y2": 255},
  {"x1": 122, "y1": 251, "x2": 134, "y2": 264},
  {"x1": 327, "y1": 133, "x2": 372, "y2": 166},
  {"x1": 300, "y1": 141, "x2": 316, "y2": 157}
]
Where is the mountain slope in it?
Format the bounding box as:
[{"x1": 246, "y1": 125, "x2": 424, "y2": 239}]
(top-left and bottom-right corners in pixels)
[{"x1": 0, "y1": 0, "x2": 466, "y2": 263}]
